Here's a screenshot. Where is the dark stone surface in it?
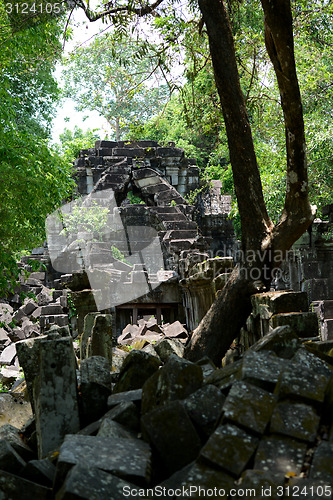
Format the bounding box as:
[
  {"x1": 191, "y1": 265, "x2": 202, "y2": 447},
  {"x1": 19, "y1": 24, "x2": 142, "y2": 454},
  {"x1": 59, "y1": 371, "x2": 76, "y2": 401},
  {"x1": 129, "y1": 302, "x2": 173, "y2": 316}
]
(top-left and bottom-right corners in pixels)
[
  {"x1": 80, "y1": 356, "x2": 111, "y2": 424},
  {"x1": 0, "y1": 469, "x2": 50, "y2": 499},
  {"x1": 0, "y1": 439, "x2": 26, "y2": 474},
  {"x1": 223, "y1": 381, "x2": 277, "y2": 434},
  {"x1": 200, "y1": 423, "x2": 259, "y2": 476},
  {"x1": 309, "y1": 441, "x2": 333, "y2": 482},
  {"x1": 254, "y1": 435, "x2": 307, "y2": 475},
  {"x1": 183, "y1": 384, "x2": 225, "y2": 436},
  {"x1": 270, "y1": 402, "x2": 320, "y2": 442},
  {"x1": 249, "y1": 326, "x2": 301, "y2": 359},
  {"x1": 141, "y1": 400, "x2": 201, "y2": 475},
  {"x1": 103, "y1": 401, "x2": 140, "y2": 432},
  {"x1": 56, "y1": 463, "x2": 138, "y2": 500}
]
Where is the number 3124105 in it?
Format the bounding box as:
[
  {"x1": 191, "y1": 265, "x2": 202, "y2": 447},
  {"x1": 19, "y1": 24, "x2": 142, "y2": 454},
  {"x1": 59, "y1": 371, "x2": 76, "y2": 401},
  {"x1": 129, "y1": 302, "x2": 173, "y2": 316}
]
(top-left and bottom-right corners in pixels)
[{"x1": 5, "y1": 3, "x2": 63, "y2": 14}]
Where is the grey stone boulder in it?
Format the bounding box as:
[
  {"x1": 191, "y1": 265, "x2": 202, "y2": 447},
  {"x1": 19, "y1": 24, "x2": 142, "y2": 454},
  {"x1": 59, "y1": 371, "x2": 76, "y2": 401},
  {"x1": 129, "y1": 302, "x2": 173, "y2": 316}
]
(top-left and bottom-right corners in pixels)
[
  {"x1": 107, "y1": 389, "x2": 142, "y2": 409},
  {"x1": 55, "y1": 435, "x2": 151, "y2": 487},
  {"x1": 309, "y1": 441, "x2": 333, "y2": 482},
  {"x1": 142, "y1": 355, "x2": 203, "y2": 414},
  {"x1": 200, "y1": 423, "x2": 259, "y2": 476},
  {"x1": 204, "y1": 360, "x2": 242, "y2": 391},
  {"x1": 162, "y1": 320, "x2": 188, "y2": 339},
  {"x1": 183, "y1": 384, "x2": 225, "y2": 436},
  {"x1": 237, "y1": 470, "x2": 284, "y2": 498},
  {"x1": 97, "y1": 418, "x2": 137, "y2": 439},
  {"x1": 0, "y1": 343, "x2": 17, "y2": 365},
  {"x1": 80, "y1": 356, "x2": 111, "y2": 424},
  {"x1": 241, "y1": 350, "x2": 289, "y2": 390},
  {"x1": 36, "y1": 287, "x2": 53, "y2": 306},
  {"x1": 113, "y1": 350, "x2": 161, "y2": 394},
  {"x1": 0, "y1": 424, "x2": 34, "y2": 462},
  {"x1": 141, "y1": 400, "x2": 201, "y2": 475},
  {"x1": 90, "y1": 314, "x2": 113, "y2": 368}
]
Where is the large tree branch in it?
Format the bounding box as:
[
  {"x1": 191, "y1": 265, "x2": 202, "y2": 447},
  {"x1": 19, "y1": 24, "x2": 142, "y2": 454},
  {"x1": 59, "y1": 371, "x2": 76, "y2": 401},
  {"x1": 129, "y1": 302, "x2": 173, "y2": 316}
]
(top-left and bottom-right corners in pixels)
[
  {"x1": 261, "y1": 0, "x2": 315, "y2": 254},
  {"x1": 75, "y1": 0, "x2": 165, "y2": 22},
  {"x1": 198, "y1": 0, "x2": 272, "y2": 252}
]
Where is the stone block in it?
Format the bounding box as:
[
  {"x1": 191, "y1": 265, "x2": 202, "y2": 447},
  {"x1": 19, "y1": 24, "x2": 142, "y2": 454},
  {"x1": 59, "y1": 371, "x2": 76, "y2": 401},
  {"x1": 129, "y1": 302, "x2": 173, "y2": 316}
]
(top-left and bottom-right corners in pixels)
[
  {"x1": 0, "y1": 439, "x2": 27, "y2": 474},
  {"x1": 204, "y1": 360, "x2": 242, "y2": 391},
  {"x1": 21, "y1": 458, "x2": 56, "y2": 487},
  {"x1": 183, "y1": 384, "x2": 225, "y2": 436},
  {"x1": 141, "y1": 400, "x2": 201, "y2": 475},
  {"x1": 21, "y1": 300, "x2": 38, "y2": 316},
  {"x1": 142, "y1": 355, "x2": 203, "y2": 414},
  {"x1": 322, "y1": 319, "x2": 333, "y2": 341},
  {"x1": 90, "y1": 314, "x2": 113, "y2": 368},
  {"x1": 250, "y1": 325, "x2": 301, "y2": 359},
  {"x1": 97, "y1": 418, "x2": 136, "y2": 439},
  {"x1": 0, "y1": 343, "x2": 16, "y2": 365},
  {"x1": 254, "y1": 435, "x2": 307, "y2": 475},
  {"x1": 162, "y1": 320, "x2": 188, "y2": 339},
  {"x1": 200, "y1": 423, "x2": 259, "y2": 476},
  {"x1": 0, "y1": 470, "x2": 50, "y2": 499},
  {"x1": 56, "y1": 463, "x2": 139, "y2": 500},
  {"x1": 241, "y1": 350, "x2": 289, "y2": 390},
  {"x1": 113, "y1": 350, "x2": 161, "y2": 394},
  {"x1": 309, "y1": 441, "x2": 333, "y2": 482},
  {"x1": 237, "y1": 470, "x2": 284, "y2": 499},
  {"x1": 270, "y1": 402, "x2": 320, "y2": 442},
  {"x1": 33, "y1": 337, "x2": 80, "y2": 458},
  {"x1": 79, "y1": 312, "x2": 100, "y2": 359},
  {"x1": 270, "y1": 312, "x2": 319, "y2": 338},
  {"x1": 0, "y1": 424, "x2": 33, "y2": 461},
  {"x1": 223, "y1": 381, "x2": 277, "y2": 434},
  {"x1": 36, "y1": 287, "x2": 53, "y2": 306},
  {"x1": 251, "y1": 291, "x2": 309, "y2": 317},
  {"x1": 40, "y1": 304, "x2": 63, "y2": 316},
  {"x1": 55, "y1": 435, "x2": 151, "y2": 487},
  {"x1": 80, "y1": 356, "x2": 112, "y2": 424},
  {"x1": 107, "y1": 389, "x2": 142, "y2": 409},
  {"x1": 274, "y1": 363, "x2": 330, "y2": 404},
  {"x1": 154, "y1": 338, "x2": 185, "y2": 362},
  {"x1": 103, "y1": 401, "x2": 140, "y2": 432},
  {"x1": 321, "y1": 300, "x2": 333, "y2": 320},
  {"x1": 161, "y1": 461, "x2": 234, "y2": 495}
]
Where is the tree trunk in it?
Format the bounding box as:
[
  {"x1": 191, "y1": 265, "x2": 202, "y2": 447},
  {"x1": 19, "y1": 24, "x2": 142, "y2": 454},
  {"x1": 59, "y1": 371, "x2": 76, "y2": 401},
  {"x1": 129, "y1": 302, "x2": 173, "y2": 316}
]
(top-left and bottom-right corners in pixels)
[{"x1": 185, "y1": 0, "x2": 315, "y2": 364}]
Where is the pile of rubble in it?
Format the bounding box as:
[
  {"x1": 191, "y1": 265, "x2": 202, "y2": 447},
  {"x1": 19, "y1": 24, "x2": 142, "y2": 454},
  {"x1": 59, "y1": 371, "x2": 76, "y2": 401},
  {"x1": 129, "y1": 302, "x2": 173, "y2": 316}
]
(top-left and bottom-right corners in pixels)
[{"x1": 0, "y1": 321, "x2": 331, "y2": 497}]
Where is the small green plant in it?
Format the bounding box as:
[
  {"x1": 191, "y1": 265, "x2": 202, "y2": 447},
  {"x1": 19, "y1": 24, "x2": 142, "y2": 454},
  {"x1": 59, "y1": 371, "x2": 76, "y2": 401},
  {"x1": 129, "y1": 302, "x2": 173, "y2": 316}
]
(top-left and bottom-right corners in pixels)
[
  {"x1": 170, "y1": 200, "x2": 177, "y2": 207},
  {"x1": 59, "y1": 200, "x2": 110, "y2": 242},
  {"x1": 111, "y1": 246, "x2": 129, "y2": 264}
]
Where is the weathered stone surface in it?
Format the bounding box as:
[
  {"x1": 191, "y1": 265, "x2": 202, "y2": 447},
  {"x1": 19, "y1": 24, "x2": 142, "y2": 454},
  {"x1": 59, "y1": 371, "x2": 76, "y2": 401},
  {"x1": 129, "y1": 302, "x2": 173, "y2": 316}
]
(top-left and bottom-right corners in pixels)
[
  {"x1": 141, "y1": 400, "x2": 201, "y2": 474},
  {"x1": 0, "y1": 303, "x2": 13, "y2": 325},
  {"x1": 0, "y1": 469, "x2": 50, "y2": 499},
  {"x1": 142, "y1": 355, "x2": 203, "y2": 414},
  {"x1": 161, "y1": 461, "x2": 235, "y2": 495},
  {"x1": 89, "y1": 314, "x2": 113, "y2": 368},
  {"x1": 33, "y1": 337, "x2": 80, "y2": 458},
  {"x1": 21, "y1": 300, "x2": 38, "y2": 316},
  {"x1": 237, "y1": 470, "x2": 284, "y2": 499},
  {"x1": 241, "y1": 350, "x2": 288, "y2": 390},
  {"x1": 107, "y1": 389, "x2": 142, "y2": 409},
  {"x1": 111, "y1": 347, "x2": 128, "y2": 372},
  {"x1": 270, "y1": 312, "x2": 319, "y2": 338},
  {"x1": 55, "y1": 435, "x2": 151, "y2": 486},
  {"x1": 154, "y1": 338, "x2": 185, "y2": 362},
  {"x1": 254, "y1": 435, "x2": 307, "y2": 475},
  {"x1": 183, "y1": 385, "x2": 225, "y2": 436},
  {"x1": 80, "y1": 356, "x2": 111, "y2": 424},
  {"x1": 103, "y1": 401, "x2": 140, "y2": 432},
  {"x1": 223, "y1": 381, "x2": 277, "y2": 434},
  {"x1": 113, "y1": 350, "x2": 161, "y2": 394},
  {"x1": 56, "y1": 463, "x2": 138, "y2": 500},
  {"x1": 274, "y1": 363, "x2": 330, "y2": 404},
  {"x1": 200, "y1": 423, "x2": 259, "y2": 476},
  {"x1": 309, "y1": 441, "x2": 333, "y2": 482},
  {"x1": 270, "y1": 402, "x2": 320, "y2": 442},
  {"x1": 16, "y1": 336, "x2": 48, "y2": 407},
  {"x1": 36, "y1": 286, "x2": 53, "y2": 306},
  {"x1": 250, "y1": 326, "x2": 301, "y2": 359}
]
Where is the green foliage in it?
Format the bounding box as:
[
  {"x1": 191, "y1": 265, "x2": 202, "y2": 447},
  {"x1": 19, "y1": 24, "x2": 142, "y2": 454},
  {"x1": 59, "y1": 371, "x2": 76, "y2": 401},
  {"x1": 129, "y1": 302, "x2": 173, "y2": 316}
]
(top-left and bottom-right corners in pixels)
[
  {"x1": 62, "y1": 31, "x2": 170, "y2": 140},
  {"x1": 126, "y1": 191, "x2": 145, "y2": 205},
  {"x1": 54, "y1": 126, "x2": 100, "y2": 165},
  {"x1": 111, "y1": 246, "x2": 128, "y2": 263},
  {"x1": 60, "y1": 200, "x2": 110, "y2": 241},
  {"x1": 0, "y1": 1, "x2": 74, "y2": 296}
]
